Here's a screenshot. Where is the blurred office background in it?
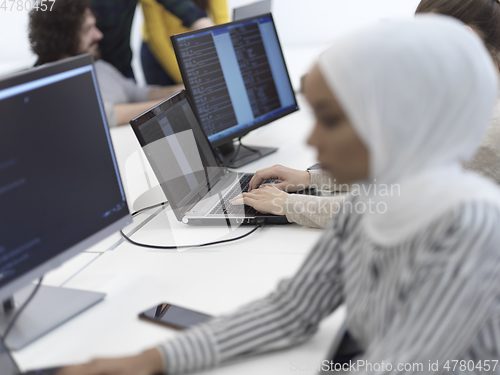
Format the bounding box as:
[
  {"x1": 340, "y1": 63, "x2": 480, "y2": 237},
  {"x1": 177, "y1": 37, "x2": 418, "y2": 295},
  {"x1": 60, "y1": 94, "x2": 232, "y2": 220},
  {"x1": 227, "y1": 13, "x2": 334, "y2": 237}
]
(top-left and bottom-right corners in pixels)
[{"x1": 0, "y1": 0, "x2": 421, "y2": 85}]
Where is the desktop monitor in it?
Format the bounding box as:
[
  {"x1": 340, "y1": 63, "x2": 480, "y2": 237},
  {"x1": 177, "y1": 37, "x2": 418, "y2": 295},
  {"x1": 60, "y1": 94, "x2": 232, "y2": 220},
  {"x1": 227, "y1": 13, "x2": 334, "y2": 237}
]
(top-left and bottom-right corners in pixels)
[
  {"x1": 171, "y1": 13, "x2": 298, "y2": 168},
  {"x1": 0, "y1": 54, "x2": 131, "y2": 349}
]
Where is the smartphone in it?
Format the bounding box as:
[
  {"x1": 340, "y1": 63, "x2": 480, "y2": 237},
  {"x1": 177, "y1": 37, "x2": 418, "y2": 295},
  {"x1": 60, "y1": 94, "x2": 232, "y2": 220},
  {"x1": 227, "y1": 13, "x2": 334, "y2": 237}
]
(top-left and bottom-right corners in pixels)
[{"x1": 139, "y1": 303, "x2": 213, "y2": 330}]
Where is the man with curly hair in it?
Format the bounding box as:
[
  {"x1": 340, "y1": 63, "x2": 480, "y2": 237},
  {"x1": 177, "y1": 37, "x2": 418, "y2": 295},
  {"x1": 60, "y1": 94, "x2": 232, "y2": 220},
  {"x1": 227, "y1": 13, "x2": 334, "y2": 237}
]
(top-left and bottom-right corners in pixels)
[{"x1": 29, "y1": 0, "x2": 183, "y2": 127}]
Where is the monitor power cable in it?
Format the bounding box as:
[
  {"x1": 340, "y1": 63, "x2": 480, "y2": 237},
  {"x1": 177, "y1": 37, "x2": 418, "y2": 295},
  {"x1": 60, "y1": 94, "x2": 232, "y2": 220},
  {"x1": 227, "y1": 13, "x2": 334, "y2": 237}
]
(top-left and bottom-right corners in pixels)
[
  {"x1": 1, "y1": 276, "x2": 44, "y2": 341},
  {"x1": 120, "y1": 219, "x2": 266, "y2": 250},
  {"x1": 130, "y1": 201, "x2": 169, "y2": 217}
]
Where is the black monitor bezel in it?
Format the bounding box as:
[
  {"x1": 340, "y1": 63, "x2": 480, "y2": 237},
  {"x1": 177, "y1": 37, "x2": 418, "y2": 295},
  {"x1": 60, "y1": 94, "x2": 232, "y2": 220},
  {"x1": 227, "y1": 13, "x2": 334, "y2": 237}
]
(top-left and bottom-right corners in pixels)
[
  {"x1": 171, "y1": 13, "x2": 299, "y2": 149},
  {"x1": 0, "y1": 54, "x2": 131, "y2": 302},
  {"x1": 0, "y1": 54, "x2": 90, "y2": 90}
]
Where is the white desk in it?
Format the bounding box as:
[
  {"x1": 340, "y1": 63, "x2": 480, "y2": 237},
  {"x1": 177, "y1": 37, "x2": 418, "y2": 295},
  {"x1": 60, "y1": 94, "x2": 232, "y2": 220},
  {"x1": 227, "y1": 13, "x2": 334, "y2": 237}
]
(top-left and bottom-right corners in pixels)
[{"x1": 14, "y1": 65, "x2": 346, "y2": 375}]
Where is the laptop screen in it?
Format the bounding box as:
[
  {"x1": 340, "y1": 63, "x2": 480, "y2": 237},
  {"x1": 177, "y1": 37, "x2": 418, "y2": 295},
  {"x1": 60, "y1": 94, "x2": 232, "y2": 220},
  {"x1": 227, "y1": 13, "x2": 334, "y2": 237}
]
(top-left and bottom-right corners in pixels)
[{"x1": 130, "y1": 91, "x2": 224, "y2": 221}]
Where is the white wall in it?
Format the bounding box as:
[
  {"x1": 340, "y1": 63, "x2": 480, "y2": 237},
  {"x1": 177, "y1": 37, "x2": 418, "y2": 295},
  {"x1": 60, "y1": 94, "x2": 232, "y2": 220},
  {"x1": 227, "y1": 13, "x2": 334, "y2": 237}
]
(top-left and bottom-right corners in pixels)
[
  {"x1": 0, "y1": 6, "x2": 35, "y2": 75},
  {"x1": 0, "y1": 0, "x2": 421, "y2": 79}
]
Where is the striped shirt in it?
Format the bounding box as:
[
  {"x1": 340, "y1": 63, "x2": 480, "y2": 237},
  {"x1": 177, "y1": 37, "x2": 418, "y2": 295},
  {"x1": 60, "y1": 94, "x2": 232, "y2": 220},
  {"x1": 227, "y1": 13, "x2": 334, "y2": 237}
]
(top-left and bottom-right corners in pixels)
[{"x1": 158, "y1": 195, "x2": 500, "y2": 374}]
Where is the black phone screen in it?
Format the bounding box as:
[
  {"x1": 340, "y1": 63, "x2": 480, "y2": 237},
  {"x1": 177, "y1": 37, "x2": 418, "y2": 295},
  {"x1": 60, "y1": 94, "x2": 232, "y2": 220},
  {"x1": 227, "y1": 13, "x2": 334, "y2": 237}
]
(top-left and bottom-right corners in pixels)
[{"x1": 139, "y1": 303, "x2": 213, "y2": 329}]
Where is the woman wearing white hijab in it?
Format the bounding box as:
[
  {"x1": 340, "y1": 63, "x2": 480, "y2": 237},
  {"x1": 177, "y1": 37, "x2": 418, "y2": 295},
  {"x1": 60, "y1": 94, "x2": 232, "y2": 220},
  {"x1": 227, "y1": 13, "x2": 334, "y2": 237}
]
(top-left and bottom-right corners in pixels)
[
  {"x1": 59, "y1": 16, "x2": 500, "y2": 375},
  {"x1": 234, "y1": 0, "x2": 500, "y2": 230}
]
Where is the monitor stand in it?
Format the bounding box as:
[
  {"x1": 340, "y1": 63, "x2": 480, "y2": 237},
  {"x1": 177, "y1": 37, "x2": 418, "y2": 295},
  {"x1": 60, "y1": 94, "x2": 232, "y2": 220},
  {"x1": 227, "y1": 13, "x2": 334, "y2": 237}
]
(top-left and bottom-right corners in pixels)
[
  {"x1": 0, "y1": 285, "x2": 105, "y2": 350},
  {"x1": 216, "y1": 140, "x2": 277, "y2": 168}
]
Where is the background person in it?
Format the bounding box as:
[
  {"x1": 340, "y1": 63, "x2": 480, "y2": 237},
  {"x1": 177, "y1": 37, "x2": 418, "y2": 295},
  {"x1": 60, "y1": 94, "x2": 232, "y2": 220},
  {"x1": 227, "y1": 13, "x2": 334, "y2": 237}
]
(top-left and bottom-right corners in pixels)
[
  {"x1": 57, "y1": 16, "x2": 500, "y2": 375},
  {"x1": 141, "y1": 0, "x2": 229, "y2": 86},
  {"x1": 29, "y1": 0, "x2": 184, "y2": 127},
  {"x1": 90, "y1": 0, "x2": 213, "y2": 79},
  {"x1": 416, "y1": 0, "x2": 500, "y2": 184}
]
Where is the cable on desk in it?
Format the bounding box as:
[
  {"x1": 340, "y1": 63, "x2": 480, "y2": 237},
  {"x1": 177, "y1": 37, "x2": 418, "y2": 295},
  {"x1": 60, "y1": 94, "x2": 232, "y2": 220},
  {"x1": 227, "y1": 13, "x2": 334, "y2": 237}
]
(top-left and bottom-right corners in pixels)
[
  {"x1": 120, "y1": 220, "x2": 265, "y2": 250},
  {"x1": 131, "y1": 201, "x2": 169, "y2": 217},
  {"x1": 1, "y1": 276, "x2": 44, "y2": 340}
]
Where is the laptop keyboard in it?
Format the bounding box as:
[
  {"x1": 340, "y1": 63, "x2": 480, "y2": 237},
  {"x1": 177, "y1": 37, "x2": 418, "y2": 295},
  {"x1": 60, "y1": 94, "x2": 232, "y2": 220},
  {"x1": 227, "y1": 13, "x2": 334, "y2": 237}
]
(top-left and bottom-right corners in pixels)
[{"x1": 210, "y1": 174, "x2": 278, "y2": 215}]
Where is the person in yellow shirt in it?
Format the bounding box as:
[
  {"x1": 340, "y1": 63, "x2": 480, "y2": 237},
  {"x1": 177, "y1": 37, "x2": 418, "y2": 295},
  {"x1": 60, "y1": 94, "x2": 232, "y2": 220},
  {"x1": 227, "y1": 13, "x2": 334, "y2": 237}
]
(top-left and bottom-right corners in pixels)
[{"x1": 141, "y1": 0, "x2": 229, "y2": 85}]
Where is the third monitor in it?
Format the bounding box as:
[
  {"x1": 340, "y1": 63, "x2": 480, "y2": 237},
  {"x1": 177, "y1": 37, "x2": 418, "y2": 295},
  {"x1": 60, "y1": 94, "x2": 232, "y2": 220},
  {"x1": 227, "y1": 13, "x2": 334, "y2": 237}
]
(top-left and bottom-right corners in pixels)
[{"x1": 171, "y1": 14, "x2": 298, "y2": 168}]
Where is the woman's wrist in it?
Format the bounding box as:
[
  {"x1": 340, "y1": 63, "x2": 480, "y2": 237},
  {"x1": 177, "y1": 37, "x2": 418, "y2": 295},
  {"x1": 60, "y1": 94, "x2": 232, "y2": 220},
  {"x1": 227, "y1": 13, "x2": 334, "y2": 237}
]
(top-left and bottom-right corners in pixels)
[{"x1": 303, "y1": 170, "x2": 312, "y2": 188}]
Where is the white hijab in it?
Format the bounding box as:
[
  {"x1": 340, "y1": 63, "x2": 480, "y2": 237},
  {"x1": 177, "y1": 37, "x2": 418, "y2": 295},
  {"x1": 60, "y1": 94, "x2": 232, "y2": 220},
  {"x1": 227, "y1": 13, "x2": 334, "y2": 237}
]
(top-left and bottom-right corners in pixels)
[{"x1": 318, "y1": 15, "x2": 500, "y2": 245}]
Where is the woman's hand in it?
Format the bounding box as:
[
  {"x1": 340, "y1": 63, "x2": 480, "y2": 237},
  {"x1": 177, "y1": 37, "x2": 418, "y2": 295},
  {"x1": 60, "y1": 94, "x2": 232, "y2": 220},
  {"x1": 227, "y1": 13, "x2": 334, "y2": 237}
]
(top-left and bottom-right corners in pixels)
[
  {"x1": 248, "y1": 165, "x2": 311, "y2": 192},
  {"x1": 230, "y1": 185, "x2": 289, "y2": 215},
  {"x1": 56, "y1": 349, "x2": 163, "y2": 375}
]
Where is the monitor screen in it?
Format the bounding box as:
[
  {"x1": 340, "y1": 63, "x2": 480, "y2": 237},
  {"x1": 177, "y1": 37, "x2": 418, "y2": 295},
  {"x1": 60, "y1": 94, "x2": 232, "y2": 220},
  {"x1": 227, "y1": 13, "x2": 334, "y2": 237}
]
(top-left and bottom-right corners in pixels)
[
  {"x1": 172, "y1": 14, "x2": 298, "y2": 148},
  {"x1": 0, "y1": 55, "x2": 130, "y2": 302}
]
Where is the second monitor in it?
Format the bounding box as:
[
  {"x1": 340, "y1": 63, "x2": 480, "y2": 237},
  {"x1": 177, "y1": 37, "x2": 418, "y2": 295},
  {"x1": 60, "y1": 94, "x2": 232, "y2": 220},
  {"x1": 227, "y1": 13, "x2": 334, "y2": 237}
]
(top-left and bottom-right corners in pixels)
[{"x1": 171, "y1": 14, "x2": 298, "y2": 168}]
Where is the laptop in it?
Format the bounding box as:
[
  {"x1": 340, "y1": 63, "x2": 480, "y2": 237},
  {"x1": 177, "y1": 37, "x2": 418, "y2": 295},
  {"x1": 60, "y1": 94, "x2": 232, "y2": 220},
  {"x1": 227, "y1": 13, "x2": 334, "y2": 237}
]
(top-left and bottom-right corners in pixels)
[
  {"x1": 1, "y1": 337, "x2": 59, "y2": 375},
  {"x1": 130, "y1": 90, "x2": 292, "y2": 225},
  {"x1": 233, "y1": 0, "x2": 271, "y2": 20}
]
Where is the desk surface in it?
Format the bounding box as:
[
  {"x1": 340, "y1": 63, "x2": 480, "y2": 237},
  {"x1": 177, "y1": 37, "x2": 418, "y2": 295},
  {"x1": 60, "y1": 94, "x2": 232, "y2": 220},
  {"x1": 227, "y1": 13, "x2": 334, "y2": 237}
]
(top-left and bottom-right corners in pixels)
[{"x1": 14, "y1": 53, "x2": 346, "y2": 375}]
